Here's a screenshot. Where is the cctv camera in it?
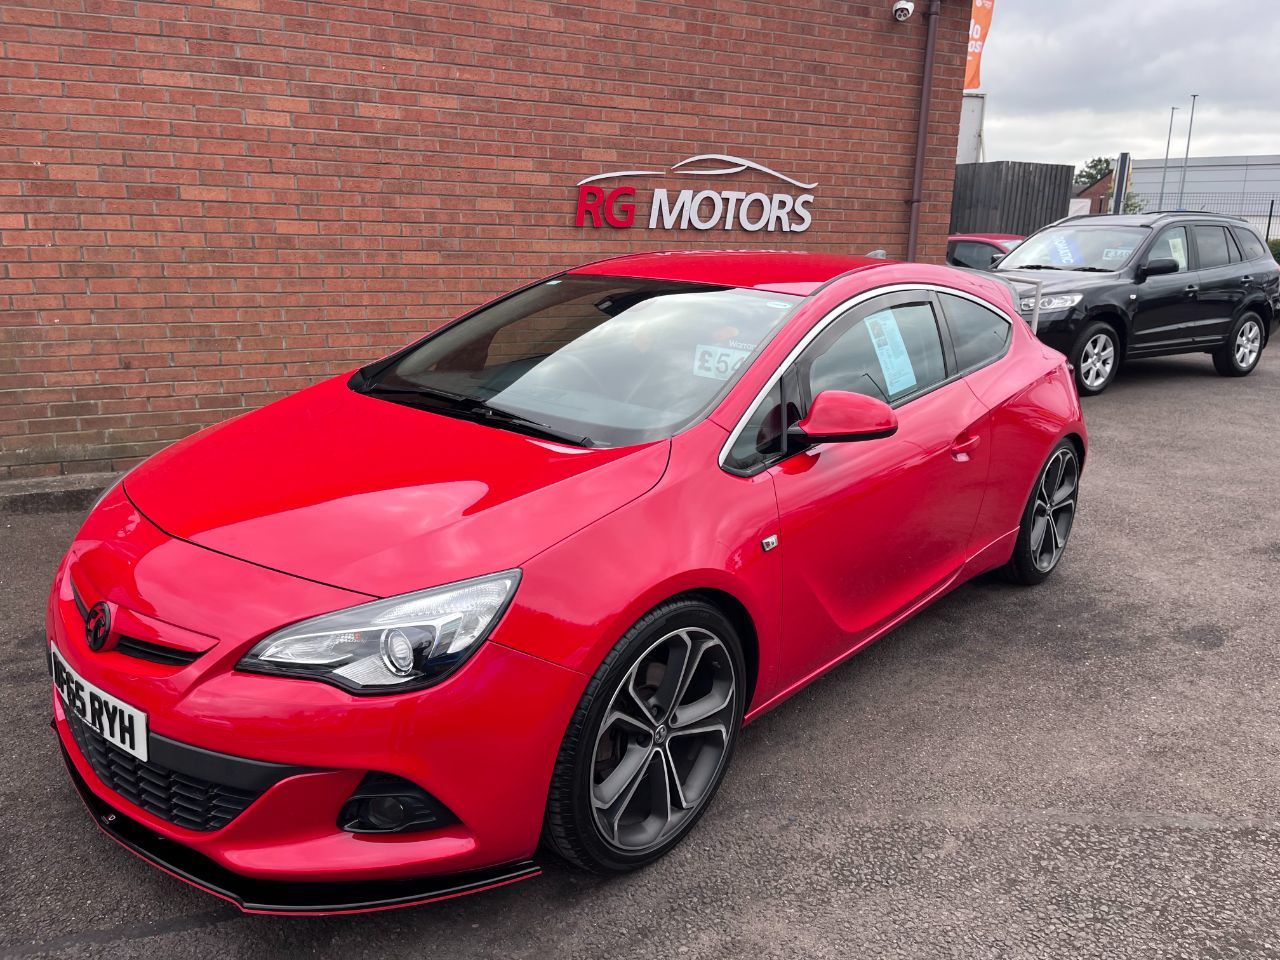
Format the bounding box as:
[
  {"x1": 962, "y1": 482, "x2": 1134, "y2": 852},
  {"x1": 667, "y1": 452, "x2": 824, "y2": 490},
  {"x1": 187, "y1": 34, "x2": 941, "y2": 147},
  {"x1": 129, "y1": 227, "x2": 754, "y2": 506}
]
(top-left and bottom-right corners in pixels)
[{"x1": 893, "y1": 0, "x2": 915, "y2": 21}]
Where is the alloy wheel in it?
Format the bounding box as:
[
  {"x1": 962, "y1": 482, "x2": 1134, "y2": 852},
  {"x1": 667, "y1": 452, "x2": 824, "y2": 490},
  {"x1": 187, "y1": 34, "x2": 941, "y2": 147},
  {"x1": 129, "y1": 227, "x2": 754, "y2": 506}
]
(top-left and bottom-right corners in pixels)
[
  {"x1": 1235, "y1": 319, "x2": 1262, "y2": 369},
  {"x1": 590, "y1": 627, "x2": 737, "y2": 853},
  {"x1": 1080, "y1": 333, "x2": 1115, "y2": 389},
  {"x1": 1030, "y1": 447, "x2": 1078, "y2": 572}
]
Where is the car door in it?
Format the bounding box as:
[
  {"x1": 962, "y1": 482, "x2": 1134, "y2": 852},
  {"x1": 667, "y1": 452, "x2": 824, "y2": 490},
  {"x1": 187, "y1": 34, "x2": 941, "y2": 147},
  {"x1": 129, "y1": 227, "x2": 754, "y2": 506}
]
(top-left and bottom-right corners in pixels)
[
  {"x1": 1130, "y1": 224, "x2": 1211, "y2": 354},
  {"x1": 1190, "y1": 224, "x2": 1248, "y2": 344},
  {"x1": 763, "y1": 290, "x2": 992, "y2": 683}
]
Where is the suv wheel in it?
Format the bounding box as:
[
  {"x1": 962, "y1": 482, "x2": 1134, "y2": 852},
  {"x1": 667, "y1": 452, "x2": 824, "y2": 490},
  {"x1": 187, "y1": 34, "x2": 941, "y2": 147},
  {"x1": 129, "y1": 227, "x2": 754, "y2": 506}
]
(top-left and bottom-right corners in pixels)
[
  {"x1": 1213, "y1": 312, "x2": 1265, "y2": 377},
  {"x1": 1070, "y1": 321, "x2": 1120, "y2": 395}
]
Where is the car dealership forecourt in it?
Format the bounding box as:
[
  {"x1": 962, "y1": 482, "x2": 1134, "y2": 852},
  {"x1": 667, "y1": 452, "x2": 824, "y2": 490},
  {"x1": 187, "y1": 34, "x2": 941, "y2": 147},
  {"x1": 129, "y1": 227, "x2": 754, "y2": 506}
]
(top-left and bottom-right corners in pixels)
[{"x1": 6, "y1": 0, "x2": 1280, "y2": 952}]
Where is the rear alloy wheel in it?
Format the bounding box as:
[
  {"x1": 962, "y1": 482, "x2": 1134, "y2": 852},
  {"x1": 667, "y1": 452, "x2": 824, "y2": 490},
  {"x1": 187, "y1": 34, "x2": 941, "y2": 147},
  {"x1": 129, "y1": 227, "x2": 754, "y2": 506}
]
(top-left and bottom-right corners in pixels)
[
  {"x1": 542, "y1": 600, "x2": 744, "y2": 872},
  {"x1": 1213, "y1": 312, "x2": 1265, "y2": 377},
  {"x1": 1004, "y1": 440, "x2": 1080, "y2": 585},
  {"x1": 1071, "y1": 321, "x2": 1120, "y2": 395}
]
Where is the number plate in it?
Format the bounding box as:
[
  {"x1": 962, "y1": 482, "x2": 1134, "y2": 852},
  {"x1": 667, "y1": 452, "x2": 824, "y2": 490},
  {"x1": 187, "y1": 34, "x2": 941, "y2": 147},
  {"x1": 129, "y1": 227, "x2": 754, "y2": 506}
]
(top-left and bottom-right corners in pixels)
[{"x1": 51, "y1": 642, "x2": 149, "y2": 762}]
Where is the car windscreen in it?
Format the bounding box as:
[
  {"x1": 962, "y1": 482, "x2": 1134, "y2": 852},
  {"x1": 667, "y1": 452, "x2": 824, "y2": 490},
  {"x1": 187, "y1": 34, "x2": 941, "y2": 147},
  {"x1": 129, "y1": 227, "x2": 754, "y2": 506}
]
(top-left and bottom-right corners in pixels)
[
  {"x1": 997, "y1": 226, "x2": 1149, "y2": 272},
  {"x1": 364, "y1": 275, "x2": 798, "y2": 447}
]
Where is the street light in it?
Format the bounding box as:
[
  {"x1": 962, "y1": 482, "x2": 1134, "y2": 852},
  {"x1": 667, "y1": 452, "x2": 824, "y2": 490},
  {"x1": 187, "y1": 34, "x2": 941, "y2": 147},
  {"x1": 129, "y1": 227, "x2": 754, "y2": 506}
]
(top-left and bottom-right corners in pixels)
[
  {"x1": 1157, "y1": 106, "x2": 1179, "y2": 209},
  {"x1": 1176, "y1": 94, "x2": 1199, "y2": 208}
]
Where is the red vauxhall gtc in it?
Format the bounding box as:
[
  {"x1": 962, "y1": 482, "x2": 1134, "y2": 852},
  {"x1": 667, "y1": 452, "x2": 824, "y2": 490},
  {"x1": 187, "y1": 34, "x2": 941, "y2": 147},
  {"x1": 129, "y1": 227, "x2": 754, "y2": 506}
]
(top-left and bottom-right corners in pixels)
[{"x1": 47, "y1": 251, "x2": 1086, "y2": 914}]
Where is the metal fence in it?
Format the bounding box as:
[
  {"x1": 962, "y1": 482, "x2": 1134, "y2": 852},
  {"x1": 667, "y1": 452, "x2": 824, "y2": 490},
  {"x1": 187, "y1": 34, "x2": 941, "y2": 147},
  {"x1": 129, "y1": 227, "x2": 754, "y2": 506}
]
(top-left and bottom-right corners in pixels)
[{"x1": 1125, "y1": 192, "x2": 1280, "y2": 240}]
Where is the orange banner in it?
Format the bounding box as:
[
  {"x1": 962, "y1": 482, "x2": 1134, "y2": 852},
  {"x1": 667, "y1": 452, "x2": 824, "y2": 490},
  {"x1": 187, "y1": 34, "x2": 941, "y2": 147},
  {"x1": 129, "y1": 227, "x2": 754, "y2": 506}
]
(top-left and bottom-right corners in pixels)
[{"x1": 964, "y1": 0, "x2": 995, "y2": 90}]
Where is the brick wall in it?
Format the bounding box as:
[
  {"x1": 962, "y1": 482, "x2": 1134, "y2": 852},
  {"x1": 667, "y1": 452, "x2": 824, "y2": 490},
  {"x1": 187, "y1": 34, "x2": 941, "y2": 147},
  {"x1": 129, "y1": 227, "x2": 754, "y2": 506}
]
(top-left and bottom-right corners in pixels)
[{"x1": 0, "y1": 0, "x2": 968, "y2": 478}]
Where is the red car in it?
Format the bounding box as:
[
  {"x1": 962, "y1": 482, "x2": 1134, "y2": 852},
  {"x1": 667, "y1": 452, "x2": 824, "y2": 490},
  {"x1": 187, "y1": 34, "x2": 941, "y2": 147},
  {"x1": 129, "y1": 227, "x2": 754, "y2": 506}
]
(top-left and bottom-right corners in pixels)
[
  {"x1": 947, "y1": 233, "x2": 1025, "y2": 271},
  {"x1": 47, "y1": 251, "x2": 1086, "y2": 914}
]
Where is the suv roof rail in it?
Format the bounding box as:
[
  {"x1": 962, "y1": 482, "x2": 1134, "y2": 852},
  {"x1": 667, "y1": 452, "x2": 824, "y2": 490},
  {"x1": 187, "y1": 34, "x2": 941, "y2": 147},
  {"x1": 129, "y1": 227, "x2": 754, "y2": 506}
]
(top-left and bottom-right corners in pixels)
[{"x1": 1141, "y1": 210, "x2": 1249, "y2": 222}]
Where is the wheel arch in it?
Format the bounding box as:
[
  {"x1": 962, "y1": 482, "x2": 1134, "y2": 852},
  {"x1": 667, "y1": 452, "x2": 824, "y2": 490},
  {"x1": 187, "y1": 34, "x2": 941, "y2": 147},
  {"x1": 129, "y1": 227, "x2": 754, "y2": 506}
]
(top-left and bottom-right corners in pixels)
[
  {"x1": 676, "y1": 587, "x2": 760, "y2": 713},
  {"x1": 1085, "y1": 308, "x2": 1129, "y2": 358},
  {"x1": 1240, "y1": 297, "x2": 1272, "y2": 345}
]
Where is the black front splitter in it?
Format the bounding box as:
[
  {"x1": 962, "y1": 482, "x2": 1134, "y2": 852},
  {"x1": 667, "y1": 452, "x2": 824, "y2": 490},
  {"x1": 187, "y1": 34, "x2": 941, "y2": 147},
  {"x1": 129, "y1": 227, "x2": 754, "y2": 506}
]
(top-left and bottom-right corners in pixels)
[{"x1": 59, "y1": 741, "x2": 541, "y2": 915}]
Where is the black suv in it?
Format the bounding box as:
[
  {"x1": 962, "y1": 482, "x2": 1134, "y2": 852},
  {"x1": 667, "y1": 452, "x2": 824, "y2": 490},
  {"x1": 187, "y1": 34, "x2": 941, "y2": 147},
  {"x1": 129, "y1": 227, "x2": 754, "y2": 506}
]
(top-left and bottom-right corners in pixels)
[{"x1": 992, "y1": 212, "x2": 1279, "y2": 394}]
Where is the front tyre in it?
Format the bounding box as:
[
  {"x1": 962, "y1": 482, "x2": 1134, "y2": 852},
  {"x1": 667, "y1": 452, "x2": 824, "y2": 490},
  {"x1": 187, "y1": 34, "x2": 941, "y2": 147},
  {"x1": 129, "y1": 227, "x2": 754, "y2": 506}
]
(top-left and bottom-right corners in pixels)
[
  {"x1": 1070, "y1": 321, "x2": 1120, "y2": 395},
  {"x1": 1003, "y1": 440, "x2": 1080, "y2": 586},
  {"x1": 1213, "y1": 312, "x2": 1264, "y2": 377},
  {"x1": 542, "y1": 599, "x2": 745, "y2": 873}
]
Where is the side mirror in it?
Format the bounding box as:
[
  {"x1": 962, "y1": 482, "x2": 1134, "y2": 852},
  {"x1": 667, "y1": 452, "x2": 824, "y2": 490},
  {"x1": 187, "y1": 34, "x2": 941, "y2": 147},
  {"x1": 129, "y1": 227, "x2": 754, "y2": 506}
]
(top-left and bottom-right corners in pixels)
[
  {"x1": 1138, "y1": 257, "x2": 1180, "y2": 280},
  {"x1": 788, "y1": 390, "x2": 898, "y2": 444}
]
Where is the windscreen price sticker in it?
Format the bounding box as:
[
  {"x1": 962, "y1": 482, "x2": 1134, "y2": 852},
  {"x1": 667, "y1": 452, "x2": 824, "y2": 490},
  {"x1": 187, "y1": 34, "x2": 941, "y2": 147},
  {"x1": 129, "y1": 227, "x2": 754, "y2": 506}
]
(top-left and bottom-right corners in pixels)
[{"x1": 693, "y1": 344, "x2": 751, "y2": 381}]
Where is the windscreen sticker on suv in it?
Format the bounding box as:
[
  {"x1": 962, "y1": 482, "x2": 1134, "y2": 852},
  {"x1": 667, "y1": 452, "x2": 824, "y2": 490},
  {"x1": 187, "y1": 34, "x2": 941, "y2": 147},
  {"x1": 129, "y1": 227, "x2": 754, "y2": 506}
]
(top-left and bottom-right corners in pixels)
[
  {"x1": 693, "y1": 343, "x2": 751, "y2": 380},
  {"x1": 1047, "y1": 233, "x2": 1084, "y2": 267},
  {"x1": 865, "y1": 310, "x2": 917, "y2": 396},
  {"x1": 1102, "y1": 247, "x2": 1133, "y2": 262}
]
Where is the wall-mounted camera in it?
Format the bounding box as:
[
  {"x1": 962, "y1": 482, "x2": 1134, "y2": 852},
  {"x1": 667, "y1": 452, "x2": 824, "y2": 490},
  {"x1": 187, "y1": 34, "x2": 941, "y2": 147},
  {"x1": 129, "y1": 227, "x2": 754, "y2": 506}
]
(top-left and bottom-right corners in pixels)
[{"x1": 892, "y1": 1, "x2": 915, "y2": 21}]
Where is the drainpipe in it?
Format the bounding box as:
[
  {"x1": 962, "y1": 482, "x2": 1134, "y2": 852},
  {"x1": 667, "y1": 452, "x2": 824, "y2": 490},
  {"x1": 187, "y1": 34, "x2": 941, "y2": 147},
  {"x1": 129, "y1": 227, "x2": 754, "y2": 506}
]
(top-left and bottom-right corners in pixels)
[{"x1": 906, "y1": 0, "x2": 942, "y2": 262}]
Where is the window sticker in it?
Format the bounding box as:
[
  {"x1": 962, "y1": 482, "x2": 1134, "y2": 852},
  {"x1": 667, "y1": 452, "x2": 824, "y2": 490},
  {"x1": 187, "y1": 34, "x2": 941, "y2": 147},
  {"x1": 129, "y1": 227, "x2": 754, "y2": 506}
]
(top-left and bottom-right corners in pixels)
[
  {"x1": 693, "y1": 343, "x2": 751, "y2": 381},
  {"x1": 1046, "y1": 233, "x2": 1084, "y2": 267},
  {"x1": 1102, "y1": 247, "x2": 1133, "y2": 262},
  {"x1": 864, "y1": 310, "x2": 917, "y2": 396},
  {"x1": 1168, "y1": 235, "x2": 1187, "y2": 269}
]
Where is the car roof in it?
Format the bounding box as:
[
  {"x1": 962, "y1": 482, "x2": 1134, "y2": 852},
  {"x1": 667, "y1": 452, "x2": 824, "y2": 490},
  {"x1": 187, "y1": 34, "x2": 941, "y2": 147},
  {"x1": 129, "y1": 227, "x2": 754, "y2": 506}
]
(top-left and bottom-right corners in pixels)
[{"x1": 569, "y1": 250, "x2": 893, "y2": 295}]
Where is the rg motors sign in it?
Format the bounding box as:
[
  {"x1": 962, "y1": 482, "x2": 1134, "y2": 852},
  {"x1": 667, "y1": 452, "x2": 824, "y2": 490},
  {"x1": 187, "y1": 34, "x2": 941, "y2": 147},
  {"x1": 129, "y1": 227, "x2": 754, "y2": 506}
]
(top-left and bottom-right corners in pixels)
[{"x1": 574, "y1": 154, "x2": 817, "y2": 233}]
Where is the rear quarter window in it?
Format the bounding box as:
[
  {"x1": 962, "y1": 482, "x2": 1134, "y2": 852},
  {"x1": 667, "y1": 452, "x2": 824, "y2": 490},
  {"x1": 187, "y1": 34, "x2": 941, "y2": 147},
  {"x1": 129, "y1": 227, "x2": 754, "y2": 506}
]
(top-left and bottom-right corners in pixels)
[{"x1": 938, "y1": 293, "x2": 1011, "y2": 372}]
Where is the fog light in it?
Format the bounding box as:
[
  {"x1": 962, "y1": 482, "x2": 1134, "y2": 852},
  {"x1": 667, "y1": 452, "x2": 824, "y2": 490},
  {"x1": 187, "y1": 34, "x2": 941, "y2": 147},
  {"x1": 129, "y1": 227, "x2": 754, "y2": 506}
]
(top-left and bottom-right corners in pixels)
[
  {"x1": 338, "y1": 772, "x2": 457, "y2": 834},
  {"x1": 364, "y1": 795, "x2": 407, "y2": 830}
]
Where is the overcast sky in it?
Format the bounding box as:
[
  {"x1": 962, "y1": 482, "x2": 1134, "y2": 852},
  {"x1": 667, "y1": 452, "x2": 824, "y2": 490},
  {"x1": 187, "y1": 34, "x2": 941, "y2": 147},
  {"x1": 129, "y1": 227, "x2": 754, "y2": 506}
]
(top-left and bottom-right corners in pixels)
[{"x1": 978, "y1": 0, "x2": 1280, "y2": 170}]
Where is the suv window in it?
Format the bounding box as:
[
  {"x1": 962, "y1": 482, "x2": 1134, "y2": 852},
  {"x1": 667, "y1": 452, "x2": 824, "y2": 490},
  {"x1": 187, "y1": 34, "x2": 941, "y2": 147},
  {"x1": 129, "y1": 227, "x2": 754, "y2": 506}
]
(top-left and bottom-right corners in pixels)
[
  {"x1": 1148, "y1": 226, "x2": 1189, "y2": 271},
  {"x1": 949, "y1": 240, "x2": 1002, "y2": 270},
  {"x1": 803, "y1": 298, "x2": 946, "y2": 406},
  {"x1": 1194, "y1": 226, "x2": 1232, "y2": 269},
  {"x1": 938, "y1": 293, "x2": 1011, "y2": 372},
  {"x1": 1232, "y1": 226, "x2": 1268, "y2": 261}
]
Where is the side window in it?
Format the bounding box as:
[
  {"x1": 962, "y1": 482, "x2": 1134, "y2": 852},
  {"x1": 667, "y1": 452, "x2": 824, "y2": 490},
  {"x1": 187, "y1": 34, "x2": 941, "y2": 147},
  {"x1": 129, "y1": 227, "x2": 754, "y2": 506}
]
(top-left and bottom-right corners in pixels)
[
  {"x1": 1148, "y1": 226, "x2": 1189, "y2": 271},
  {"x1": 1225, "y1": 228, "x2": 1243, "y2": 263},
  {"x1": 1193, "y1": 225, "x2": 1231, "y2": 269},
  {"x1": 949, "y1": 240, "x2": 1000, "y2": 270},
  {"x1": 723, "y1": 380, "x2": 799, "y2": 473},
  {"x1": 1232, "y1": 227, "x2": 1268, "y2": 261},
  {"x1": 938, "y1": 293, "x2": 1011, "y2": 372},
  {"x1": 803, "y1": 298, "x2": 947, "y2": 406}
]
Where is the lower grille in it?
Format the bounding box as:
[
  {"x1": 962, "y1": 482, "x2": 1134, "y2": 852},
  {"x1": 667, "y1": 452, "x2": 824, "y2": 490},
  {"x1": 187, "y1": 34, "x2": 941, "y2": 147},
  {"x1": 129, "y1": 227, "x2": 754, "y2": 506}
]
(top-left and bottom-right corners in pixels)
[{"x1": 65, "y1": 711, "x2": 262, "y2": 831}]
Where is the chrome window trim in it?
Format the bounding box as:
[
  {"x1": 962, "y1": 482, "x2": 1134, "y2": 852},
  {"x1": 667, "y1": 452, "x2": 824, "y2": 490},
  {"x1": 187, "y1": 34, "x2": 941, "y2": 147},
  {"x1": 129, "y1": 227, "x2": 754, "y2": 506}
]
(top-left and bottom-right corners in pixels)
[{"x1": 717, "y1": 282, "x2": 1017, "y2": 474}]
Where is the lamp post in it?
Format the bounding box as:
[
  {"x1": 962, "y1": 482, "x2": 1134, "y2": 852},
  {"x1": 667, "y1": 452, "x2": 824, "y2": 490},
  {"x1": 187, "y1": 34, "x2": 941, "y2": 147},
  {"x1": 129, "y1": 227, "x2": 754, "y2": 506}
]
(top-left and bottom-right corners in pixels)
[
  {"x1": 1157, "y1": 106, "x2": 1179, "y2": 209},
  {"x1": 1176, "y1": 94, "x2": 1198, "y2": 208}
]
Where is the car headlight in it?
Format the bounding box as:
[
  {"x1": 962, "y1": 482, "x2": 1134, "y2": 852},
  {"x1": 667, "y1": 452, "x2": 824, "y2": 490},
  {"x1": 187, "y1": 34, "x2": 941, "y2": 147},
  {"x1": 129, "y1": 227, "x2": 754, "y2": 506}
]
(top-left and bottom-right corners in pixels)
[
  {"x1": 1019, "y1": 293, "x2": 1084, "y2": 313},
  {"x1": 238, "y1": 570, "x2": 520, "y2": 693}
]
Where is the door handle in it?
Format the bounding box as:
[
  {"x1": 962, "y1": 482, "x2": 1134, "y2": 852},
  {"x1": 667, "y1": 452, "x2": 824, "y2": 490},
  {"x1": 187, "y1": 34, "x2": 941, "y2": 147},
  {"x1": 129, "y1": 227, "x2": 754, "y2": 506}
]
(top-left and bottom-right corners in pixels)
[
  {"x1": 951, "y1": 434, "x2": 981, "y2": 461},
  {"x1": 1184, "y1": 284, "x2": 1199, "y2": 298},
  {"x1": 1239, "y1": 276, "x2": 1253, "y2": 284}
]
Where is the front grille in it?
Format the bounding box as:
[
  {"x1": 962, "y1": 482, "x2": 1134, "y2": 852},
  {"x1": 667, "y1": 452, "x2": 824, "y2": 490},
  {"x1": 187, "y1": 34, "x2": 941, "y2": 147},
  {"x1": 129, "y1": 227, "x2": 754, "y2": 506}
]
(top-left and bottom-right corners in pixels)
[
  {"x1": 65, "y1": 711, "x2": 262, "y2": 831},
  {"x1": 114, "y1": 637, "x2": 202, "y2": 667},
  {"x1": 69, "y1": 578, "x2": 204, "y2": 667}
]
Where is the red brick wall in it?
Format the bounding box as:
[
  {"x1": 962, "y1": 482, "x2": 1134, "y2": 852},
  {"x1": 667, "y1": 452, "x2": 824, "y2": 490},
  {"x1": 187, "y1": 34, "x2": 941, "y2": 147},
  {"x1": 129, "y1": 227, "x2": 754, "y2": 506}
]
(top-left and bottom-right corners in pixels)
[{"x1": 0, "y1": 0, "x2": 968, "y2": 478}]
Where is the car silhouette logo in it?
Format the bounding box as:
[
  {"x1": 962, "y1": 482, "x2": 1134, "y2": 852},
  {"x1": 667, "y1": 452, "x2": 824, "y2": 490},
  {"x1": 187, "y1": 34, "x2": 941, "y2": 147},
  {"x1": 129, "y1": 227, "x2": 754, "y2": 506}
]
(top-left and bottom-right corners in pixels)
[{"x1": 85, "y1": 601, "x2": 112, "y2": 652}]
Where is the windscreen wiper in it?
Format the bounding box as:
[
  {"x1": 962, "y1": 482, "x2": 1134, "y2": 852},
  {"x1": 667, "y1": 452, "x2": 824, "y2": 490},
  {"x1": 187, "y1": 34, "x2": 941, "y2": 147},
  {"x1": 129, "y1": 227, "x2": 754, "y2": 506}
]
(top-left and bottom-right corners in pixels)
[
  {"x1": 1012, "y1": 264, "x2": 1064, "y2": 270},
  {"x1": 1072, "y1": 266, "x2": 1113, "y2": 272},
  {"x1": 359, "y1": 382, "x2": 593, "y2": 447}
]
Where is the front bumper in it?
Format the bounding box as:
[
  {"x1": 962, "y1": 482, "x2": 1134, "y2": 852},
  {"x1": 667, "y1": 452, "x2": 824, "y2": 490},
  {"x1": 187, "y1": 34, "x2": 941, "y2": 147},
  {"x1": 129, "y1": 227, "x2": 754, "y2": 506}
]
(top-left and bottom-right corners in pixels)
[
  {"x1": 46, "y1": 488, "x2": 587, "y2": 910},
  {"x1": 58, "y1": 738, "x2": 539, "y2": 915}
]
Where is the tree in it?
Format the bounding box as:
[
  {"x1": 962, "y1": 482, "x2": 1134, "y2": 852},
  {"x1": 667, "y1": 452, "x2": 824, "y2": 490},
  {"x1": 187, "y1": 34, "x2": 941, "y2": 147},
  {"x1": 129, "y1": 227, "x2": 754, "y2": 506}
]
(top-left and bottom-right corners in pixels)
[{"x1": 1075, "y1": 157, "x2": 1112, "y2": 187}]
